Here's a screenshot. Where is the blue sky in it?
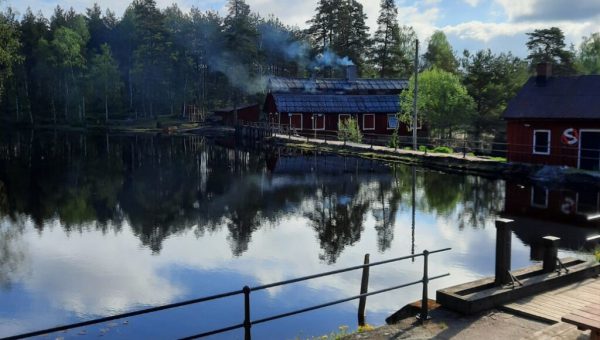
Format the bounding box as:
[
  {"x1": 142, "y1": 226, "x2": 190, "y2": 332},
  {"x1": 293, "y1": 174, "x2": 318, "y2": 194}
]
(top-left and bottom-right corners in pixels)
[{"x1": 4, "y1": 0, "x2": 600, "y2": 57}]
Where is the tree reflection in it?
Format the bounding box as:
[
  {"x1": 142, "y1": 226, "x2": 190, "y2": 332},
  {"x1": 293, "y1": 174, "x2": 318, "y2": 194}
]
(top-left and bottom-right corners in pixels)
[{"x1": 0, "y1": 131, "x2": 506, "y2": 260}]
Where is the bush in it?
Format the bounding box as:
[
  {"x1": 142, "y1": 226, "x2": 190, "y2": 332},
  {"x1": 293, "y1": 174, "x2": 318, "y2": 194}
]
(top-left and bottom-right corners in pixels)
[
  {"x1": 431, "y1": 146, "x2": 453, "y2": 154},
  {"x1": 338, "y1": 118, "x2": 362, "y2": 143},
  {"x1": 418, "y1": 145, "x2": 428, "y2": 152},
  {"x1": 388, "y1": 130, "x2": 399, "y2": 148}
]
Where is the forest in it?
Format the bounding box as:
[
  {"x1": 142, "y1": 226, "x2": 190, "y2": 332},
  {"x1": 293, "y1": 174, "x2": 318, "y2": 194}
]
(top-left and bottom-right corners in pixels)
[{"x1": 0, "y1": 0, "x2": 600, "y2": 139}]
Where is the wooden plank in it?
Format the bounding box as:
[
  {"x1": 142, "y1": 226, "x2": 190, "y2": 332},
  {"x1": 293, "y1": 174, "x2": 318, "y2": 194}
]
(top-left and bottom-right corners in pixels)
[
  {"x1": 527, "y1": 295, "x2": 588, "y2": 309},
  {"x1": 568, "y1": 310, "x2": 600, "y2": 325},
  {"x1": 516, "y1": 299, "x2": 574, "y2": 315},
  {"x1": 563, "y1": 314, "x2": 600, "y2": 330},
  {"x1": 504, "y1": 302, "x2": 562, "y2": 322}
]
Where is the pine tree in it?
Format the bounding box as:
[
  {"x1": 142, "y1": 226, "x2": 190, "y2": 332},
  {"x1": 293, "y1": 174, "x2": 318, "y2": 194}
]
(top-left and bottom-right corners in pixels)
[
  {"x1": 306, "y1": 0, "x2": 370, "y2": 74},
  {"x1": 526, "y1": 27, "x2": 576, "y2": 76},
  {"x1": 372, "y1": 0, "x2": 415, "y2": 78},
  {"x1": 0, "y1": 9, "x2": 23, "y2": 109}
]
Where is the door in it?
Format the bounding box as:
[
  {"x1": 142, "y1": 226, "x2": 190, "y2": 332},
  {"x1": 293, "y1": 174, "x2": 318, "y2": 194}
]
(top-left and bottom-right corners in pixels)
[{"x1": 580, "y1": 131, "x2": 600, "y2": 171}]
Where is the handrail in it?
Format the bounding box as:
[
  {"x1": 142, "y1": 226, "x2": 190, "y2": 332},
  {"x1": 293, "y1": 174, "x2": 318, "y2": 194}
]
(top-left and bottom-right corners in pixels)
[{"x1": 5, "y1": 248, "x2": 451, "y2": 340}]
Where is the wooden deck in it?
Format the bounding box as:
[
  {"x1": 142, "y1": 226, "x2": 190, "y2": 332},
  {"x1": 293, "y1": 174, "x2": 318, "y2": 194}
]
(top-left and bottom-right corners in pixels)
[{"x1": 503, "y1": 277, "x2": 600, "y2": 323}]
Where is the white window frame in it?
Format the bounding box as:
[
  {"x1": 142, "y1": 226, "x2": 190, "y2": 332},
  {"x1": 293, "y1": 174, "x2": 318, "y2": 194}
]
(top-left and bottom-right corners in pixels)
[
  {"x1": 387, "y1": 114, "x2": 399, "y2": 130},
  {"x1": 533, "y1": 129, "x2": 551, "y2": 155},
  {"x1": 530, "y1": 186, "x2": 549, "y2": 209},
  {"x1": 338, "y1": 114, "x2": 351, "y2": 127},
  {"x1": 289, "y1": 113, "x2": 303, "y2": 130},
  {"x1": 313, "y1": 114, "x2": 325, "y2": 131},
  {"x1": 362, "y1": 114, "x2": 375, "y2": 131}
]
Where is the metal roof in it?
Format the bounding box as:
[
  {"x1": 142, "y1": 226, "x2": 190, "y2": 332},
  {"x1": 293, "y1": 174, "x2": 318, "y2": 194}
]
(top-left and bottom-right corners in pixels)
[
  {"x1": 503, "y1": 76, "x2": 600, "y2": 120},
  {"x1": 272, "y1": 94, "x2": 400, "y2": 114},
  {"x1": 268, "y1": 77, "x2": 409, "y2": 93}
]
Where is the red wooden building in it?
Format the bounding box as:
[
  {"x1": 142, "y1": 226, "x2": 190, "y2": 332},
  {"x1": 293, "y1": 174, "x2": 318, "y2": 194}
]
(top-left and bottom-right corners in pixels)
[
  {"x1": 263, "y1": 66, "x2": 418, "y2": 136},
  {"x1": 504, "y1": 64, "x2": 600, "y2": 171},
  {"x1": 214, "y1": 104, "x2": 261, "y2": 126}
]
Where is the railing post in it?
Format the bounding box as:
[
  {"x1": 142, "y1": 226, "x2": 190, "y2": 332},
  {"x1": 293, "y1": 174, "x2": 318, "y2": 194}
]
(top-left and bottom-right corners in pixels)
[
  {"x1": 243, "y1": 286, "x2": 251, "y2": 340},
  {"x1": 358, "y1": 254, "x2": 370, "y2": 327},
  {"x1": 495, "y1": 219, "x2": 513, "y2": 285},
  {"x1": 463, "y1": 140, "x2": 467, "y2": 158},
  {"x1": 542, "y1": 236, "x2": 560, "y2": 273},
  {"x1": 418, "y1": 250, "x2": 430, "y2": 322}
]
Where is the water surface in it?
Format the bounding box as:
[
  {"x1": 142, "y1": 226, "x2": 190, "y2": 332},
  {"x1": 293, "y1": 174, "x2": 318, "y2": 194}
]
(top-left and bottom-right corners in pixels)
[{"x1": 0, "y1": 130, "x2": 597, "y2": 339}]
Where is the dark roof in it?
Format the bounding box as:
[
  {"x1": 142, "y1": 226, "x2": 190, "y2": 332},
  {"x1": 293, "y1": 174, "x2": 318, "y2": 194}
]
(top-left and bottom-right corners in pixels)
[
  {"x1": 503, "y1": 76, "x2": 600, "y2": 119},
  {"x1": 271, "y1": 94, "x2": 400, "y2": 114},
  {"x1": 268, "y1": 77, "x2": 409, "y2": 93}
]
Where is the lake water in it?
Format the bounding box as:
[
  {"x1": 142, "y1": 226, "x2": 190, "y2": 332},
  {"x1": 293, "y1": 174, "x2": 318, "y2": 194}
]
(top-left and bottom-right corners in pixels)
[{"x1": 0, "y1": 130, "x2": 598, "y2": 339}]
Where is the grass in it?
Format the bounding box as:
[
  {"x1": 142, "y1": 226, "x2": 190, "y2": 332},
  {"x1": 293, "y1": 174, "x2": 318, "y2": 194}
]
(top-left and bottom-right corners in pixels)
[{"x1": 301, "y1": 324, "x2": 375, "y2": 340}]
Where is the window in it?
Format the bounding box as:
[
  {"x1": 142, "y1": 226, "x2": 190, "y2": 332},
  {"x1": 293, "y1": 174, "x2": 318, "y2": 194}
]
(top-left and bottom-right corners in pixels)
[
  {"x1": 531, "y1": 186, "x2": 549, "y2": 208},
  {"x1": 387, "y1": 114, "x2": 398, "y2": 129},
  {"x1": 533, "y1": 130, "x2": 551, "y2": 155},
  {"x1": 362, "y1": 114, "x2": 375, "y2": 130}
]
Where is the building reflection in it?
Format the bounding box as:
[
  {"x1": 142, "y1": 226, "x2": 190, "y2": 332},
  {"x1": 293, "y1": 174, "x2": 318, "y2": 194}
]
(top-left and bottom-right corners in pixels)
[{"x1": 502, "y1": 181, "x2": 600, "y2": 259}]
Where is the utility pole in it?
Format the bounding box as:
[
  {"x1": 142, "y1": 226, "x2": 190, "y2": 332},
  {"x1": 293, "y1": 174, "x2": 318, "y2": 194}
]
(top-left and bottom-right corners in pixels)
[{"x1": 412, "y1": 39, "x2": 419, "y2": 151}]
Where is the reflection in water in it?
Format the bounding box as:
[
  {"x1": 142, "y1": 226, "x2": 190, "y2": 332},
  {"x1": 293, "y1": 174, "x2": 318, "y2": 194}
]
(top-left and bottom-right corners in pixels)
[
  {"x1": 0, "y1": 219, "x2": 27, "y2": 290},
  {"x1": 0, "y1": 130, "x2": 595, "y2": 338}
]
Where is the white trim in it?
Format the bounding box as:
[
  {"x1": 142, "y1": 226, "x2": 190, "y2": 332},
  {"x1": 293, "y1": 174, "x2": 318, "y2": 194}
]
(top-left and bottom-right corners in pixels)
[
  {"x1": 362, "y1": 114, "x2": 375, "y2": 131},
  {"x1": 387, "y1": 114, "x2": 399, "y2": 130},
  {"x1": 338, "y1": 114, "x2": 351, "y2": 127},
  {"x1": 577, "y1": 129, "x2": 600, "y2": 170},
  {"x1": 312, "y1": 114, "x2": 325, "y2": 130},
  {"x1": 533, "y1": 129, "x2": 551, "y2": 155},
  {"x1": 530, "y1": 186, "x2": 549, "y2": 209},
  {"x1": 290, "y1": 113, "x2": 303, "y2": 130}
]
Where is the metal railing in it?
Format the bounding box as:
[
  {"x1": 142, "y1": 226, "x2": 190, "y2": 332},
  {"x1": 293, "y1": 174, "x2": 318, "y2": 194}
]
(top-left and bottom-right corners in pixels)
[
  {"x1": 5, "y1": 248, "x2": 451, "y2": 340},
  {"x1": 242, "y1": 121, "x2": 600, "y2": 167}
]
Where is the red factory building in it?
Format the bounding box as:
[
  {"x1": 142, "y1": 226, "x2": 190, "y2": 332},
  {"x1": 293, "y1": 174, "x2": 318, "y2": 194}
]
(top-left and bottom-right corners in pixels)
[
  {"x1": 263, "y1": 66, "x2": 418, "y2": 136},
  {"x1": 503, "y1": 64, "x2": 600, "y2": 171}
]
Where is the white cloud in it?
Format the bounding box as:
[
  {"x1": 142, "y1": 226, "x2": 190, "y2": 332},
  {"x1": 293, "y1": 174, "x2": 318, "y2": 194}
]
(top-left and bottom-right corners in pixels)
[
  {"x1": 464, "y1": 0, "x2": 480, "y2": 7},
  {"x1": 494, "y1": 0, "x2": 600, "y2": 22},
  {"x1": 443, "y1": 19, "x2": 597, "y2": 45}
]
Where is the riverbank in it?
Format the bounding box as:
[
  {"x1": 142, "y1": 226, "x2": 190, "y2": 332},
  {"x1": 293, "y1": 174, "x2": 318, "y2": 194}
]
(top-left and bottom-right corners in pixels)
[{"x1": 271, "y1": 134, "x2": 527, "y2": 179}]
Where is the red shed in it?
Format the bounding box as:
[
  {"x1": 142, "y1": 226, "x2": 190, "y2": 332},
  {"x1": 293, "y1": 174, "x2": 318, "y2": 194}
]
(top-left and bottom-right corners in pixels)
[
  {"x1": 214, "y1": 104, "x2": 261, "y2": 126},
  {"x1": 263, "y1": 66, "x2": 419, "y2": 136},
  {"x1": 503, "y1": 64, "x2": 600, "y2": 171}
]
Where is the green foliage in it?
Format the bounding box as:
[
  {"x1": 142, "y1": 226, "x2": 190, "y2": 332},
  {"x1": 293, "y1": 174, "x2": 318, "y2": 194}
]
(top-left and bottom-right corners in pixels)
[
  {"x1": 372, "y1": 0, "x2": 416, "y2": 78},
  {"x1": 526, "y1": 27, "x2": 576, "y2": 76},
  {"x1": 423, "y1": 31, "x2": 458, "y2": 73},
  {"x1": 461, "y1": 49, "x2": 528, "y2": 138},
  {"x1": 401, "y1": 68, "x2": 475, "y2": 139},
  {"x1": 337, "y1": 117, "x2": 362, "y2": 143},
  {"x1": 306, "y1": 0, "x2": 371, "y2": 74},
  {"x1": 596, "y1": 248, "x2": 600, "y2": 262},
  {"x1": 0, "y1": 9, "x2": 22, "y2": 106},
  {"x1": 577, "y1": 33, "x2": 600, "y2": 75},
  {"x1": 388, "y1": 129, "x2": 399, "y2": 148},
  {"x1": 89, "y1": 44, "x2": 122, "y2": 121},
  {"x1": 431, "y1": 146, "x2": 453, "y2": 154}
]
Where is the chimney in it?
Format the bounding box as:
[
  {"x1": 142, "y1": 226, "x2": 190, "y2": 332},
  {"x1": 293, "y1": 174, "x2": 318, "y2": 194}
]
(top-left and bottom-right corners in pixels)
[
  {"x1": 345, "y1": 65, "x2": 357, "y2": 81},
  {"x1": 536, "y1": 62, "x2": 552, "y2": 86}
]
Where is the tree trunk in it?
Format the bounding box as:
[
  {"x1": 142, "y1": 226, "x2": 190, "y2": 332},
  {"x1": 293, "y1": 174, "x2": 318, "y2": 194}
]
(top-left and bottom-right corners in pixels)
[{"x1": 105, "y1": 94, "x2": 109, "y2": 123}]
